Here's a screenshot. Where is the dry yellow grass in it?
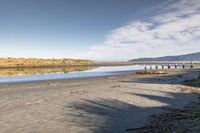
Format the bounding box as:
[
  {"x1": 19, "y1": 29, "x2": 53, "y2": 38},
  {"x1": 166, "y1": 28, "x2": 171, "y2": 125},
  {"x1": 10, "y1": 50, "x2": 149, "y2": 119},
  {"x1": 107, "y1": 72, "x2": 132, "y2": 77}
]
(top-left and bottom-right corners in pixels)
[
  {"x1": 136, "y1": 70, "x2": 167, "y2": 74},
  {"x1": 0, "y1": 58, "x2": 94, "y2": 68}
]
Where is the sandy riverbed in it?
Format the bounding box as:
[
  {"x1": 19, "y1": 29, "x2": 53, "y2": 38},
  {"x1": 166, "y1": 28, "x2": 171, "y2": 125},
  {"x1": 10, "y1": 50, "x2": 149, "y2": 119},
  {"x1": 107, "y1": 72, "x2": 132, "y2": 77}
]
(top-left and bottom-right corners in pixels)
[{"x1": 0, "y1": 69, "x2": 199, "y2": 133}]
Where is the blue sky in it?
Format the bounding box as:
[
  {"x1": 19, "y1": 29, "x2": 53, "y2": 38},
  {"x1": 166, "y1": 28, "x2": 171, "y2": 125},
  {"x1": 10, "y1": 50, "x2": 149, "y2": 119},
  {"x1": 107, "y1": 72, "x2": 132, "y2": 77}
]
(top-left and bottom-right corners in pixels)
[{"x1": 0, "y1": 0, "x2": 200, "y2": 61}]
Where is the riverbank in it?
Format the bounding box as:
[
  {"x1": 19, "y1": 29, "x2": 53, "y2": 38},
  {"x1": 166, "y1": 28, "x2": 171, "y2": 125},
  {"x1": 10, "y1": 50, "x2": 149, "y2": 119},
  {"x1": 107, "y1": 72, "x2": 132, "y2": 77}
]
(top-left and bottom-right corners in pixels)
[{"x1": 0, "y1": 69, "x2": 199, "y2": 133}]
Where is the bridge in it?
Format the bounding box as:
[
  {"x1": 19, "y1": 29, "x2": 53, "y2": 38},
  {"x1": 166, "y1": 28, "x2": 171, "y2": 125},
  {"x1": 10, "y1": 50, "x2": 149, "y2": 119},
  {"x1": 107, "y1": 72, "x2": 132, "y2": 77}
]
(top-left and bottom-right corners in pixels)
[{"x1": 95, "y1": 61, "x2": 200, "y2": 66}]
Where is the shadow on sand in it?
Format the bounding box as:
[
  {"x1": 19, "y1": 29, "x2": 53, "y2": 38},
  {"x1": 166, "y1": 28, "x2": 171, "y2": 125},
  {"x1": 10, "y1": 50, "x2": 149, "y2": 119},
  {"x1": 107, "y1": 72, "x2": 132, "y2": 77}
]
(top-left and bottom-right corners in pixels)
[{"x1": 65, "y1": 69, "x2": 200, "y2": 133}]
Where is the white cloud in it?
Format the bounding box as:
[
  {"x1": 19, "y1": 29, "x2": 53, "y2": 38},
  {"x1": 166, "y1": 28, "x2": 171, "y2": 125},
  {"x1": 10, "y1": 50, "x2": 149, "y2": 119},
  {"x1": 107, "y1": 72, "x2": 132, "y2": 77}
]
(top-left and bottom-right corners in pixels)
[{"x1": 86, "y1": 0, "x2": 200, "y2": 61}]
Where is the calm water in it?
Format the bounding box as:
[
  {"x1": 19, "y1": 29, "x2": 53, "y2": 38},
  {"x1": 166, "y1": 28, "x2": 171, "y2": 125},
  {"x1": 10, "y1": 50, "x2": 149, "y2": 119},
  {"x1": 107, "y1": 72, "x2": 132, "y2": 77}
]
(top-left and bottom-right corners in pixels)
[{"x1": 0, "y1": 65, "x2": 145, "y2": 83}]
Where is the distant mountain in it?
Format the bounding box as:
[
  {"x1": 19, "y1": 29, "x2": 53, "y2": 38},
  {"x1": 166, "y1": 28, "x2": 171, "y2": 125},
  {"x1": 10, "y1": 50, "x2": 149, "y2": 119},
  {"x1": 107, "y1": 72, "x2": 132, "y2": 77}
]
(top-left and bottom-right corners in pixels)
[{"x1": 129, "y1": 52, "x2": 200, "y2": 62}]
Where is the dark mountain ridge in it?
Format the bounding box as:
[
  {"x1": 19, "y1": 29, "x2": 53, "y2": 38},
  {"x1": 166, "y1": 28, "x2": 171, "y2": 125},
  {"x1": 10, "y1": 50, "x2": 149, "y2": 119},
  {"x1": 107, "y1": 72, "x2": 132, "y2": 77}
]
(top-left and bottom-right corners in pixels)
[{"x1": 129, "y1": 52, "x2": 200, "y2": 62}]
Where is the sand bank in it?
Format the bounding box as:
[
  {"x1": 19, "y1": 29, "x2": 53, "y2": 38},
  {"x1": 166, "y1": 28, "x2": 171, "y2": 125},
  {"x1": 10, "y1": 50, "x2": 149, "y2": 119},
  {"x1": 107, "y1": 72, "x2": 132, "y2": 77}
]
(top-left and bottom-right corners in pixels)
[{"x1": 0, "y1": 69, "x2": 199, "y2": 133}]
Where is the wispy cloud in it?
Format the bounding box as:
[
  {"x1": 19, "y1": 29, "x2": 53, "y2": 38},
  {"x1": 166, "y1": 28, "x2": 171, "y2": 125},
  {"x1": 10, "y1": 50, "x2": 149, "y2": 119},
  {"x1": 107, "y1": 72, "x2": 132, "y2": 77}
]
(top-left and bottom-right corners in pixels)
[{"x1": 86, "y1": 0, "x2": 200, "y2": 61}]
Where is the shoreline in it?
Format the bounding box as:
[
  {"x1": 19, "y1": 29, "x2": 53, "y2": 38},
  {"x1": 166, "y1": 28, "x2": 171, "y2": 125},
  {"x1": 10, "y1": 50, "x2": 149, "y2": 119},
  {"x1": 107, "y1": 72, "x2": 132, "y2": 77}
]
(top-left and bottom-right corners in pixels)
[
  {"x1": 0, "y1": 68, "x2": 198, "y2": 85},
  {"x1": 0, "y1": 69, "x2": 135, "y2": 85},
  {"x1": 0, "y1": 68, "x2": 199, "y2": 133}
]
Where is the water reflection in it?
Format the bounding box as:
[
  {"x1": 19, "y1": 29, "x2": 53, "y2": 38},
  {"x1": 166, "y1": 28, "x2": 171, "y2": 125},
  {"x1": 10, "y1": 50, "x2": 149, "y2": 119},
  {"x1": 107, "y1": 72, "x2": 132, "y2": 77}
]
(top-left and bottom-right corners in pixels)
[
  {"x1": 0, "y1": 65, "x2": 146, "y2": 83},
  {"x1": 0, "y1": 66, "x2": 96, "y2": 76}
]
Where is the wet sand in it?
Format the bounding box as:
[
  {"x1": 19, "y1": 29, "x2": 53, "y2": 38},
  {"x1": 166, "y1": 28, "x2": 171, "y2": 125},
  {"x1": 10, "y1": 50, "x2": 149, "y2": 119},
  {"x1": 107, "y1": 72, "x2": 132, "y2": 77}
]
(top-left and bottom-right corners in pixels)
[{"x1": 0, "y1": 69, "x2": 199, "y2": 133}]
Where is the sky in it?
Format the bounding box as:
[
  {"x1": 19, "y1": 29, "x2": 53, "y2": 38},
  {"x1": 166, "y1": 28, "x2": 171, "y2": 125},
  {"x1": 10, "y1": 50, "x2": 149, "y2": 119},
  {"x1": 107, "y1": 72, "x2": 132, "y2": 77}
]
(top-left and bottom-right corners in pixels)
[{"x1": 0, "y1": 0, "x2": 200, "y2": 61}]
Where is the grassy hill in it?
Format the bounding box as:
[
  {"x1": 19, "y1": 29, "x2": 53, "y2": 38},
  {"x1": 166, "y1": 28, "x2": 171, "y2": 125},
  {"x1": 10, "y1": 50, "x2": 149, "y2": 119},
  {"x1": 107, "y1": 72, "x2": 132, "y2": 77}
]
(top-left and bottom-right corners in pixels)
[{"x1": 0, "y1": 58, "x2": 94, "y2": 68}]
